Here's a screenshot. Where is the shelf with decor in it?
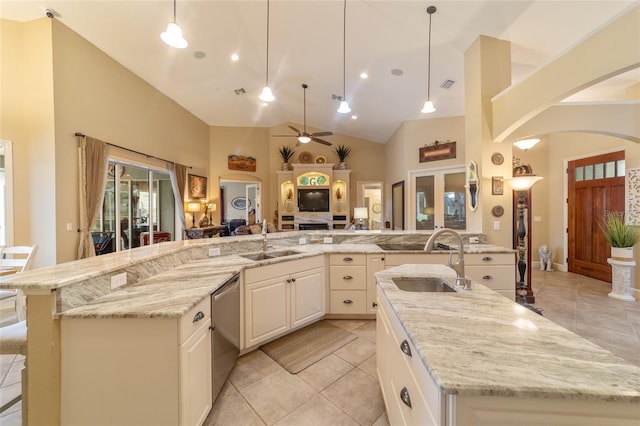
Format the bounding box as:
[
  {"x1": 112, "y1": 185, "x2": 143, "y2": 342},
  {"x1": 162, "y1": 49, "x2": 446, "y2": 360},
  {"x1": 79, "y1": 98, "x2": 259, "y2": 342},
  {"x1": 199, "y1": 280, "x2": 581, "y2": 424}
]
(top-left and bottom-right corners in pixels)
[{"x1": 276, "y1": 164, "x2": 350, "y2": 231}]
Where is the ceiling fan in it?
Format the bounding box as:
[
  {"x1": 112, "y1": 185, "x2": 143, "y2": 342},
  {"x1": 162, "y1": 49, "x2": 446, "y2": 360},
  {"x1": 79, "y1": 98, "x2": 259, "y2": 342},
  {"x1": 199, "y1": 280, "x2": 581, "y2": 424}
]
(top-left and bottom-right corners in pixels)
[{"x1": 273, "y1": 83, "x2": 333, "y2": 146}]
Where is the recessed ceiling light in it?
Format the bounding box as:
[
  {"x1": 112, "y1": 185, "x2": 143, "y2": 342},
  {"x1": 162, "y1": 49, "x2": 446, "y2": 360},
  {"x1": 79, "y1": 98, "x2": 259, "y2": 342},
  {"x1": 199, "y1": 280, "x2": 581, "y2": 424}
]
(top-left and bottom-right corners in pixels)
[
  {"x1": 231, "y1": 53, "x2": 239, "y2": 61},
  {"x1": 351, "y1": 115, "x2": 358, "y2": 120},
  {"x1": 390, "y1": 68, "x2": 403, "y2": 76},
  {"x1": 193, "y1": 51, "x2": 206, "y2": 59},
  {"x1": 360, "y1": 72, "x2": 368, "y2": 79}
]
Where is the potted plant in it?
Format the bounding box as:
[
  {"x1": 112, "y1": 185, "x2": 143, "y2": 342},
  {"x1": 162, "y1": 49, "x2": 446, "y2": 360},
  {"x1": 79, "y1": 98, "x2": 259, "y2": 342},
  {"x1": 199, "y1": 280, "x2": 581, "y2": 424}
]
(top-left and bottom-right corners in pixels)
[
  {"x1": 599, "y1": 211, "x2": 639, "y2": 259},
  {"x1": 278, "y1": 145, "x2": 295, "y2": 170},
  {"x1": 334, "y1": 144, "x2": 351, "y2": 170}
]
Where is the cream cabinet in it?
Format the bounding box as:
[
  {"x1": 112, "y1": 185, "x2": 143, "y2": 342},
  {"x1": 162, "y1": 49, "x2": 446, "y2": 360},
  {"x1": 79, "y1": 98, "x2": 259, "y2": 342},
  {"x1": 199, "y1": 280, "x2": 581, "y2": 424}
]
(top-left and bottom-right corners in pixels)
[
  {"x1": 465, "y1": 253, "x2": 516, "y2": 300},
  {"x1": 366, "y1": 254, "x2": 386, "y2": 313},
  {"x1": 328, "y1": 254, "x2": 367, "y2": 314},
  {"x1": 243, "y1": 256, "x2": 325, "y2": 348},
  {"x1": 60, "y1": 298, "x2": 212, "y2": 426}
]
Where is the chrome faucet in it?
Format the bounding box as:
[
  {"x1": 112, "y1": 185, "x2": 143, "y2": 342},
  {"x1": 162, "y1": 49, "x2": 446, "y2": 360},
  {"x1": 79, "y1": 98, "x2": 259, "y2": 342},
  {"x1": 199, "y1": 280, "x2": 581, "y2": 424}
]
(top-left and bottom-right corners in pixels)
[
  {"x1": 261, "y1": 220, "x2": 269, "y2": 252},
  {"x1": 424, "y1": 228, "x2": 467, "y2": 287}
]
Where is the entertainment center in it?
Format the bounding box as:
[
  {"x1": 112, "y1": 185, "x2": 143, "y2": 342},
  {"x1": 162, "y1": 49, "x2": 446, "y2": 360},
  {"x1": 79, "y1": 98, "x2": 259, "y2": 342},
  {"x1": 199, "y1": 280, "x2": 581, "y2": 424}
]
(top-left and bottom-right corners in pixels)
[{"x1": 276, "y1": 163, "x2": 351, "y2": 230}]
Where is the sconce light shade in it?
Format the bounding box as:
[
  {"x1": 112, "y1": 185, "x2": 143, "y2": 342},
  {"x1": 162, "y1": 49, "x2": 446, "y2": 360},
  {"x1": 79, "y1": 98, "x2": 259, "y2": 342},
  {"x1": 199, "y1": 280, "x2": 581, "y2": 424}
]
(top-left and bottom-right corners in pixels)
[
  {"x1": 353, "y1": 207, "x2": 368, "y2": 220},
  {"x1": 421, "y1": 100, "x2": 435, "y2": 114},
  {"x1": 337, "y1": 100, "x2": 352, "y2": 114},
  {"x1": 506, "y1": 176, "x2": 543, "y2": 191},
  {"x1": 513, "y1": 138, "x2": 540, "y2": 151},
  {"x1": 211, "y1": 203, "x2": 217, "y2": 211}
]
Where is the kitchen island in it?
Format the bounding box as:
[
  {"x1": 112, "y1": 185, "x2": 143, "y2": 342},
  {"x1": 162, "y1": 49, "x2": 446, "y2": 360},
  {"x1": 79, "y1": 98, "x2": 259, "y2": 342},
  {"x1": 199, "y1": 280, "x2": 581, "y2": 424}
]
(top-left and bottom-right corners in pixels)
[{"x1": 376, "y1": 264, "x2": 640, "y2": 425}]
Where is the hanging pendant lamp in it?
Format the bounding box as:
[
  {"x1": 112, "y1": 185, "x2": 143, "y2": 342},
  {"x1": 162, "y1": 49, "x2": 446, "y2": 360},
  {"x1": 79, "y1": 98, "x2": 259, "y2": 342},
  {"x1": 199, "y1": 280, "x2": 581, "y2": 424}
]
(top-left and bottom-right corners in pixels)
[
  {"x1": 161, "y1": 0, "x2": 188, "y2": 49},
  {"x1": 259, "y1": 0, "x2": 275, "y2": 102},
  {"x1": 337, "y1": 0, "x2": 351, "y2": 113},
  {"x1": 421, "y1": 6, "x2": 436, "y2": 113}
]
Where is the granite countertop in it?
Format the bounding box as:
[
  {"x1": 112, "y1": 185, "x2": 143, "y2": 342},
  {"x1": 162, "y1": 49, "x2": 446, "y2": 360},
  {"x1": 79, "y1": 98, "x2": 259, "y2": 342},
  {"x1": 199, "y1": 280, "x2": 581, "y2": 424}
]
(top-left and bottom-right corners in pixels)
[{"x1": 375, "y1": 264, "x2": 640, "y2": 403}]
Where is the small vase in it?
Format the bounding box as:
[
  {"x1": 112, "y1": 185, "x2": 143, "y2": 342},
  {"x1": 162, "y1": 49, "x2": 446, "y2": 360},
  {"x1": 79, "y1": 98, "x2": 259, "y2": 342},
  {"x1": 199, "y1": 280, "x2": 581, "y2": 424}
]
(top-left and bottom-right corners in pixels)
[
  {"x1": 282, "y1": 162, "x2": 291, "y2": 171},
  {"x1": 284, "y1": 198, "x2": 293, "y2": 213},
  {"x1": 338, "y1": 162, "x2": 346, "y2": 170},
  {"x1": 198, "y1": 216, "x2": 209, "y2": 227}
]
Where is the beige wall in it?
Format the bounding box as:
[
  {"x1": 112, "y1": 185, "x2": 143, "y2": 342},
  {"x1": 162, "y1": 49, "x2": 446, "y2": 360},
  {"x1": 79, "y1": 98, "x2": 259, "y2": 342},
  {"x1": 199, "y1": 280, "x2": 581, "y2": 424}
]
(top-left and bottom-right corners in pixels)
[{"x1": 1, "y1": 18, "x2": 210, "y2": 266}]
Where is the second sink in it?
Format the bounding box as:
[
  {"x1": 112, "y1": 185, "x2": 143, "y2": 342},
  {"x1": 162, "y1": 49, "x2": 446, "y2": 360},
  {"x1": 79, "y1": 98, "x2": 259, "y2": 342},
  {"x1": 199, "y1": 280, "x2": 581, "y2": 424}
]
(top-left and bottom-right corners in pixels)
[
  {"x1": 240, "y1": 250, "x2": 301, "y2": 261},
  {"x1": 392, "y1": 277, "x2": 456, "y2": 292}
]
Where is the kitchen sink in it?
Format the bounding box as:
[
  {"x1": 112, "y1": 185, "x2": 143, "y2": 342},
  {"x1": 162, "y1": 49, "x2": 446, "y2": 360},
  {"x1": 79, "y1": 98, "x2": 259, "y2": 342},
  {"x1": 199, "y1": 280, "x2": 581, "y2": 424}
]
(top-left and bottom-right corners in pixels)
[
  {"x1": 376, "y1": 243, "x2": 426, "y2": 251},
  {"x1": 391, "y1": 277, "x2": 456, "y2": 292},
  {"x1": 240, "y1": 250, "x2": 301, "y2": 261}
]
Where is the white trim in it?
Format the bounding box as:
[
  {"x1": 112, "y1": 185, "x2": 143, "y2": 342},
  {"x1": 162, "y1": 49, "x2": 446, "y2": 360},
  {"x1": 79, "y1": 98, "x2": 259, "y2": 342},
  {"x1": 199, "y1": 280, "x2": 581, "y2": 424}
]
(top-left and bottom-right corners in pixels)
[{"x1": 0, "y1": 140, "x2": 14, "y2": 246}]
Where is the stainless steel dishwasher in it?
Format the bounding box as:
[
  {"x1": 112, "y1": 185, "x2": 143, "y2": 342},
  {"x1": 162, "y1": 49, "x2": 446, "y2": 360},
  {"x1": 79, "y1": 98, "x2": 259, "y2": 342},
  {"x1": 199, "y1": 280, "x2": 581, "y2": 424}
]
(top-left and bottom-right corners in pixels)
[{"x1": 211, "y1": 273, "x2": 240, "y2": 402}]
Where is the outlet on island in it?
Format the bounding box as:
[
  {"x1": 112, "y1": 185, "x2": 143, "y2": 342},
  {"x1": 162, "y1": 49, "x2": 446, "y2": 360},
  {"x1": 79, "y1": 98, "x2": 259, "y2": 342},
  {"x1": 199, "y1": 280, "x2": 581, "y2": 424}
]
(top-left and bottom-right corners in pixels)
[{"x1": 110, "y1": 272, "x2": 127, "y2": 290}]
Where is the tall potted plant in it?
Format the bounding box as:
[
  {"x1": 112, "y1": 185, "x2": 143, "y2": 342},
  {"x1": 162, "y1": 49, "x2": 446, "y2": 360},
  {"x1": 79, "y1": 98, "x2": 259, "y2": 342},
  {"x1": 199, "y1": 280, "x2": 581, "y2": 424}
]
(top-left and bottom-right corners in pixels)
[
  {"x1": 278, "y1": 145, "x2": 295, "y2": 171},
  {"x1": 599, "y1": 211, "x2": 639, "y2": 259},
  {"x1": 334, "y1": 144, "x2": 351, "y2": 170}
]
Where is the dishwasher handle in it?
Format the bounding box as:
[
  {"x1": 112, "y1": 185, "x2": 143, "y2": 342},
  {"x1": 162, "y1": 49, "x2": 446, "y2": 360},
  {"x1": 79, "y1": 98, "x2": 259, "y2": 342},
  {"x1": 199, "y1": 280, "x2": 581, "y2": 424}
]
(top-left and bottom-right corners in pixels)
[{"x1": 213, "y1": 274, "x2": 240, "y2": 301}]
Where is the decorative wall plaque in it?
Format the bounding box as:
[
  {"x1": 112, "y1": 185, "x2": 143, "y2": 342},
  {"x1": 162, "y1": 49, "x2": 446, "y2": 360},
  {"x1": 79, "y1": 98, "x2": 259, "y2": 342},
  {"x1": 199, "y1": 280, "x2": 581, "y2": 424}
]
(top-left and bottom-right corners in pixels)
[
  {"x1": 419, "y1": 141, "x2": 456, "y2": 163},
  {"x1": 628, "y1": 168, "x2": 640, "y2": 225}
]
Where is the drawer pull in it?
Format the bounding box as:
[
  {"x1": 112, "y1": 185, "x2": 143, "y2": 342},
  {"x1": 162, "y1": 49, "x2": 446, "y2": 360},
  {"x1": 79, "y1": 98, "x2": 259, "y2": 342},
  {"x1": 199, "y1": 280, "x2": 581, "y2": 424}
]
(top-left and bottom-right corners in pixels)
[
  {"x1": 400, "y1": 387, "x2": 412, "y2": 409},
  {"x1": 400, "y1": 340, "x2": 412, "y2": 357},
  {"x1": 343, "y1": 299, "x2": 354, "y2": 304},
  {"x1": 193, "y1": 311, "x2": 205, "y2": 323},
  {"x1": 343, "y1": 275, "x2": 353, "y2": 280},
  {"x1": 482, "y1": 275, "x2": 494, "y2": 280},
  {"x1": 342, "y1": 257, "x2": 354, "y2": 262},
  {"x1": 482, "y1": 256, "x2": 494, "y2": 262}
]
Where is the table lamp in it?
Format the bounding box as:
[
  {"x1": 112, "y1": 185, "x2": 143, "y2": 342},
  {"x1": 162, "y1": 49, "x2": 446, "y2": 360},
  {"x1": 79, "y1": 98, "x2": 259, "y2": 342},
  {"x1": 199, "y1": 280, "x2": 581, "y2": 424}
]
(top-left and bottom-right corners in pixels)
[
  {"x1": 354, "y1": 207, "x2": 369, "y2": 230},
  {"x1": 186, "y1": 202, "x2": 201, "y2": 228}
]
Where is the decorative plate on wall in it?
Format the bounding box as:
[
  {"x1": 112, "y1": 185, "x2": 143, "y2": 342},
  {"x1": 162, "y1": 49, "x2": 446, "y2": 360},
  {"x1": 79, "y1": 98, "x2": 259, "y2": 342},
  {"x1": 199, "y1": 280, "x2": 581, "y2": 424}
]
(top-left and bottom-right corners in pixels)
[
  {"x1": 491, "y1": 152, "x2": 504, "y2": 165},
  {"x1": 231, "y1": 196, "x2": 250, "y2": 210},
  {"x1": 299, "y1": 151, "x2": 313, "y2": 163},
  {"x1": 491, "y1": 205, "x2": 505, "y2": 217},
  {"x1": 314, "y1": 155, "x2": 326, "y2": 164}
]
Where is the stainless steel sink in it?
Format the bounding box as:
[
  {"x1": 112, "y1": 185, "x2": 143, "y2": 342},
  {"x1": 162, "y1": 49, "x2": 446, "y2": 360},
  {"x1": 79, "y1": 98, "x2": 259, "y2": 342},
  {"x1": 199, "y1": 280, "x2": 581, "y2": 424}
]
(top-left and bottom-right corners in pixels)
[
  {"x1": 240, "y1": 250, "x2": 301, "y2": 261},
  {"x1": 376, "y1": 243, "x2": 426, "y2": 251},
  {"x1": 391, "y1": 277, "x2": 456, "y2": 292}
]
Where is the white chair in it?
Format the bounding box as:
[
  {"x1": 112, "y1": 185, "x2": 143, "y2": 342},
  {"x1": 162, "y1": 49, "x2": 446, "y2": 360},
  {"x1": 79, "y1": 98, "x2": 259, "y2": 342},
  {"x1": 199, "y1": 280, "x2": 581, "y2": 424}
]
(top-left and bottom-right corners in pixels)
[
  {"x1": 0, "y1": 245, "x2": 37, "y2": 415},
  {"x1": 0, "y1": 245, "x2": 38, "y2": 323}
]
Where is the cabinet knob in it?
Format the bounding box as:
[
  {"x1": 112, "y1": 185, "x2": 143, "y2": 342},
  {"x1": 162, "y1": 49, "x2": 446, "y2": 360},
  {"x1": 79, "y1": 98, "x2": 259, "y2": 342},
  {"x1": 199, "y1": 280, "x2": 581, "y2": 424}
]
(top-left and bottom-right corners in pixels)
[
  {"x1": 193, "y1": 311, "x2": 205, "y2": 323},
  {"x1": 482, "y1": 256, "x2": 494, "y2": 262},
  {"x1": 342, "y1": 257, "x2": 353, "y2": 262},
  {"x1": 343, "y1": 299, "x2": 353, "y2": 304},
  {"x1": 209, "y1": 322, "x2": 215, "y2": 331},
  {"x1": 343, "y1": 275, "x2": 353, "y2": 280},
  {"x1": 400, "y1": 387, "x2": 412, "y2": 409},
  {"x1": 372, "y1": 302, "x2": 378, "y2": 308},
  {"x1": 482, "y1": 275, "x2": 493, "y2": 280},
  {"x1": 400, "y1": 340, "x2": 412, "y2": 357}
]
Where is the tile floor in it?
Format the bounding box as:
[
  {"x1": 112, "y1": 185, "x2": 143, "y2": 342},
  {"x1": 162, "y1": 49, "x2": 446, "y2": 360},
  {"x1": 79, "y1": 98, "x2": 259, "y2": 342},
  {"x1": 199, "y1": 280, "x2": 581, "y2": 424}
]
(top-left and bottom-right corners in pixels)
[{"x1": 2, "y1": 269, "x2": 639, "y2": 425}]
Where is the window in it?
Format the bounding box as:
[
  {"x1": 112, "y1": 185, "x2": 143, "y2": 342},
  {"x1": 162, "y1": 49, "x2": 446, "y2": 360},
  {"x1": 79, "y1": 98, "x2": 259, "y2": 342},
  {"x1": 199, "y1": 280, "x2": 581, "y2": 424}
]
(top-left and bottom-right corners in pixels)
[
  {"x1": 411, "y1": 166, "x2": 466, "y2": 231},
  {"x1": 92, "y1": 161, "x2": 176, "y2": 255}
]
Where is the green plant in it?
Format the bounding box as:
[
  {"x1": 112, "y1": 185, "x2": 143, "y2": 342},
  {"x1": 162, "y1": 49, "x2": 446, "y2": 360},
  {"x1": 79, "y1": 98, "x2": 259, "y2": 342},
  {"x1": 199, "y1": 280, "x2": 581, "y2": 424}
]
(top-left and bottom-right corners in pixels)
[
  {"x1": 335, "y1": 144, "x2": 352, "y2": 162},
  {"x1": 599, "y1": 211, "x2": 640, "y2": 248},
  {"x1": 277, "y1": 145, "x2": 295, "y2": 163}
]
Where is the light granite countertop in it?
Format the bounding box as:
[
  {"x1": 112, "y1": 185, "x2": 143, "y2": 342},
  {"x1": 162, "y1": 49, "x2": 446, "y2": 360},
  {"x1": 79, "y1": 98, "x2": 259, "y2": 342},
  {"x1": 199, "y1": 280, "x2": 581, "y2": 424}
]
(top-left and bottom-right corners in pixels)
[{"x1": 375, "y1": 264, "x2": 640, "y2": 403}]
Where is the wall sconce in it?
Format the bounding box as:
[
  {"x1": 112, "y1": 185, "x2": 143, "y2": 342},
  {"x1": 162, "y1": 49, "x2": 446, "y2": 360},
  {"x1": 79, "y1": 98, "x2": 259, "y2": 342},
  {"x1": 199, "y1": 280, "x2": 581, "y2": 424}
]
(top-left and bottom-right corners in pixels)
[
  {"x1": 354, "y1": 207, "x2": 369, "y2": 230},
  {"x1": 513, "y1": 137, "x2": 541, "y2": 151},
  {"x1": 186, "y1": 202, "x2": 201, "y2": 228},
  {"x1": 505, "y1": 158, "x2": 543, "y2": 315}
]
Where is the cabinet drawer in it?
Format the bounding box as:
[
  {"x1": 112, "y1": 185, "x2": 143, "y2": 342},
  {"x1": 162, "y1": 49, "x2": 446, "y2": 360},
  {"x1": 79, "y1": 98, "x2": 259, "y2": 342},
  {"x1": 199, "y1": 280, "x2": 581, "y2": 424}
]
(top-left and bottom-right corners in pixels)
[
  {"x1": 466, "y1": 266, "x2": 515, "y2": 291},
  {"x1": 179, "y1": 297, "x2": 211, "y2": 344},
  {"x1": 330, "y1": 290, "x2": 366, "y2": 314},
  {"x1": 329, "y1": 266, "x2": 367, "y2": 290},
  {"x1": 329, "y1": 253, "x2": 366, "y2": 266},
  {"x1": 466, "y1": 253, "x2": 515, "y2": 266}
]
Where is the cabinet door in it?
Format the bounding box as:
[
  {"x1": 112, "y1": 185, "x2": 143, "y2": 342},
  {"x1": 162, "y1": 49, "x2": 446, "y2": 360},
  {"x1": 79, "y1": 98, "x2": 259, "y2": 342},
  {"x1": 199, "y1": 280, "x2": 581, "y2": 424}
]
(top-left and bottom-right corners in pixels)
[
  {"x1": 245, "y1": 277, "x2": 290, "y2": 347},
  {"x1": 179, "y1": 321, "x2": 212, "y2": 426},
  {"x1": 367, "y1": 255, "x2": 385, "y2": 313},
  {"x1": 291, "y1": 267, "x2": 325, "y2": 329}
]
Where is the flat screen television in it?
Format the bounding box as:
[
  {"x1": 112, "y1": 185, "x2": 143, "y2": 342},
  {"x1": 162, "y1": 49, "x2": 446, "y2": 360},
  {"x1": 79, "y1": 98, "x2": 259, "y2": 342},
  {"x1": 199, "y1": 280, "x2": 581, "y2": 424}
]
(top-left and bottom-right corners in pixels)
[{"x1": 298, "y1": 188, "x2": 330, "y2": 212}]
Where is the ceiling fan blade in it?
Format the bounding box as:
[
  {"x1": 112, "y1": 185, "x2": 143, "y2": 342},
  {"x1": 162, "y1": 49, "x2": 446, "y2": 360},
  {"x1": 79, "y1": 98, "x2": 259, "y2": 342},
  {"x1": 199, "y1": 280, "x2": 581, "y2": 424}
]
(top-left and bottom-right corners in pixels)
[
  {"x1": 311, "y1": 131, "x2": 333, "y2": 137},
  {"x1": 272, "y1": 135, "x2": 297, "y2": 137},
  {"x1": 288, "y1": 125, "x2": 301, "y2": 134},
  {"x1": 311, "y1": 137, "x2": 332, "y2": 146}
]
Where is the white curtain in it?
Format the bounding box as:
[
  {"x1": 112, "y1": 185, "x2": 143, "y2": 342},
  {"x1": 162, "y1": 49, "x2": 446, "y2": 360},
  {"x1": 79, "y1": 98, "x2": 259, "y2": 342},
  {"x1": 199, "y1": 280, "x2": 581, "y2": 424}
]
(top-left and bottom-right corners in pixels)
[
  {"x1": 169, "y1": 162, "x2": 188, "y2": 231},
  {"x1": 77, "y1": 136, "x2": 109, "y2": 259}
]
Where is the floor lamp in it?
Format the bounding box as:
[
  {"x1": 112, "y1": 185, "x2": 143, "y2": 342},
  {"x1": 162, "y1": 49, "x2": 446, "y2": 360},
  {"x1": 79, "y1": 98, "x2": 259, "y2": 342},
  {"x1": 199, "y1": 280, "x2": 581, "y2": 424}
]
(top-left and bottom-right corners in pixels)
[{"x1": 506, "y1": 160, "x2": 543, "y2": 315}]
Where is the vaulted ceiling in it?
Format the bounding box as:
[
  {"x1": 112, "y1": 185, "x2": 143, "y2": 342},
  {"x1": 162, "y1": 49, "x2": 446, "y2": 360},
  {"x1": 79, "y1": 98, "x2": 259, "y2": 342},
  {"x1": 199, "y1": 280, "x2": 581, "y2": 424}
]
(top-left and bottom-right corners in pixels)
[{"x1": 2, "y1": 0, "x2": 637, "y2": 143}]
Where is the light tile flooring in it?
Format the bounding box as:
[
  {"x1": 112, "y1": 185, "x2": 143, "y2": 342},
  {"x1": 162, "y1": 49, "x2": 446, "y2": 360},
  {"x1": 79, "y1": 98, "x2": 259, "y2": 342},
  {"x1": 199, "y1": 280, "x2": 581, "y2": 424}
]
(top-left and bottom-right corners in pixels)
[{"x1": 2, "y1": 269, "x2": 639, "y2": 425}]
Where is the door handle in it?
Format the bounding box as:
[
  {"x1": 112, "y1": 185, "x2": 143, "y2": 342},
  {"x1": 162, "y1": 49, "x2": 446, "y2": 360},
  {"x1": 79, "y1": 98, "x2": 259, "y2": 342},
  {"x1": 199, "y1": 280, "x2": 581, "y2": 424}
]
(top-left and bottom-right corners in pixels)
[
  {"x1": 400, "y1": 387, "x2": 412, "y2": 409},
  {"x1": 193, "y1": 311, "x2": 205, "y2": 322},
  {"x1": 342, "y1": 257, "x2": 353, "y2": 262},
  {"x1": 343, "y1": 299, "x2": 353, "y2": 304},
  {"x1": 343, "y1": 275, "x2": 353, "y2": 280},
  {"x1": 482, "y1": 256, "x2": 494, "y2": 262},
  {"x1": 482, "y1": 275, "x2": 493, "y2": 280},
  {"x1": 400, "y1": 340, "x2": 412, "y2": 357}
]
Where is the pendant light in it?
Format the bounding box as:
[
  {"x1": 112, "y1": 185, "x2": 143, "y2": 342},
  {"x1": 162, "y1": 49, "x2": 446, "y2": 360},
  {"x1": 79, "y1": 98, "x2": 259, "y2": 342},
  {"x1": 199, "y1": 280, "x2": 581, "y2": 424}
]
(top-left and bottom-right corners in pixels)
[
  {"x1": 421, "y1": 6, "x2": 437, "y2": 113},
  {"x1": 259, "y1": 0, "x2": 275, "y2": 102},
  {"x1": 337, "y1": 0, "x2": 351, "y2": 113},
  {"x1": 160, "y1": 0, "x2": 188, "y2": 49}
]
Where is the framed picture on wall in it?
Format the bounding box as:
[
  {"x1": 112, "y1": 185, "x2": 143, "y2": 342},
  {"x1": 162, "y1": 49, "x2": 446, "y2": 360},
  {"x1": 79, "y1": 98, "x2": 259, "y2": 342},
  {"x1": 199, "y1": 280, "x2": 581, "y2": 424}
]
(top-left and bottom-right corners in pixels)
[
  {"x1": 188, "y1": 174, "x2": 207, "y2": 199},
  {"x1": 492, "y1": 176, "x2": 504, "y2": 195}
]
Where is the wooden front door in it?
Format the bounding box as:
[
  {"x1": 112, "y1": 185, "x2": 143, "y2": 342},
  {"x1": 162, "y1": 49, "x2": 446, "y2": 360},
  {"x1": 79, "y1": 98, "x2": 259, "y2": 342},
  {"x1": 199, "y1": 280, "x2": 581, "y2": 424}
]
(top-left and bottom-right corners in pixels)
[{"x1": 568, "y1": 151, "x2": 626, "y2": 282}]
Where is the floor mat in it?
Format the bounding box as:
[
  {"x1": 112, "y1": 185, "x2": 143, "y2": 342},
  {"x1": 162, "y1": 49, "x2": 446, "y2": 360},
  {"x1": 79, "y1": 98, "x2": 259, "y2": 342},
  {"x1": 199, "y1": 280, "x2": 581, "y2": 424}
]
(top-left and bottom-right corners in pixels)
[{"x1": 260, "y1": 321, "x2": 357, "y2": 373}]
